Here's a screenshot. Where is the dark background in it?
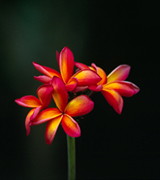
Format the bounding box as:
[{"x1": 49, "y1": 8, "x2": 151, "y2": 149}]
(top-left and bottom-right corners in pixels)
[{"x1": 1, "y1": 1, "x2": 159, "y2": 179}]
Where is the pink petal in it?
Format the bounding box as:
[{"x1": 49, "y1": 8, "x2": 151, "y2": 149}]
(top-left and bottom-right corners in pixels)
[
  {"x1": 45, "y1": 116, "x2": 63, "y2": 145},
  {"x1": 25, "y1": 108, "x2": 36, "y2": 135},
  {"x1": 107, "y1": 65, "x2": 131, "y2": 83},
  {"x1": 103, "y1": 81, "x2": 140, "y2": 97},
  {"x1": 59, "y1": 47, "x2": 74, "y2": 84},
  {"x1": 74, "y1": 62, "x2": 90, "y2": 70},
  {"x1": 15, "y1": 95, "x2": 41, "y2": 108},
  {"x1": 33, "y1": 61, "x2": 61, "y2": 79},
  {"x1": 56, "y1": 50, "x2": 60, "y2": 67},
  {"x1": 91, "y1": 63, "x2": 98, "y2": 72},
  {"x1": 37, "y1": 84, "x2": 53, "y2": 108},
  {"x1": 101, "y1": 89, "x2": 123, "y2": 114},
  {"x1": 76, "y1": 63, "x2": 107, "y2": 86},
  {"x1": 30, "y1": 106, "x2": 42, "y2": 121},
  {"x1": 89, "y1": 84, "x2": 103, "y2": 92},
  {"x1": 72, "y1": 86, "x2": 88, "y2": 93},
  {"x1": 51, "y1": 77, "x2": 68, "y2": 112},
  {"x1": 34, "y1": 75, "x2": 51, "y2": 84},
  {"x1": 72, "y1": 69, "x2": 101, "y2": 86},
  {"x1": 65, "y1": 95, "x2": 94, "y2": 117},
  {"x1": 65, "y1": 77, "x2": 78, "y2": 91},
  {"x1": 30, "y1": 108, "x2": 62, "y2": 125},
  {"x1": 61, "y1": 114, "x2": 81, "y2": 137}
]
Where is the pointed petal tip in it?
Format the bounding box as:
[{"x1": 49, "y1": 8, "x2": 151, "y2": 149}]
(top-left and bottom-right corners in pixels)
[
  {"x1": 15, "y1": 99, "x2": 19, "y2": 104},
  {"x1": 117, "y1": 107, "x2": 122, "y2": 114},
  {"x1": 32, "y1": 61, "x2": 37, "y2": 66},
  {"x1": 117, "y1": 64, "x2": 131, "y2": 71},
  {"x1": 26, "y1": 128, "x2": 30, "y2": 136},
  {"x1": 91, "y1": 63, "x2": 98, "y2": 72},
  {"x1": 56, "y1": 51, "x2": 60, "y2": 64},
  {"x1": 134, "y1": 85, "x2": 140, "y2": 94}
]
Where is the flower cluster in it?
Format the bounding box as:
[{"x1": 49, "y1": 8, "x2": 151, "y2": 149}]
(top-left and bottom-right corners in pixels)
[{"x1": 15, "y1": 47, "x2": 139, "y2": 144}]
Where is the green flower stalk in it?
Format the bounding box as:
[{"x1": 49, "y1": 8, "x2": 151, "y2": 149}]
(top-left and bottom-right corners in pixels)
[{"x1": 67, "y1": 135, "x2": 76, "y2": 180}]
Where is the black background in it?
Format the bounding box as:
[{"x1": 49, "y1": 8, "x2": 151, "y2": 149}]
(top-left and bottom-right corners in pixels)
[{"x1": 1, "y1": 1, "x2": 159, "y2": 179}]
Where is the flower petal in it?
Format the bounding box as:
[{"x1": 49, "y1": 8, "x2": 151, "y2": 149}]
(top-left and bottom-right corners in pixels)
[
  {"x1": 25, "y1": 108, "x2": 36, "y2": 135},
  {"x1": 30, "y1": 108, "x2": 62, "y2": 125},
  {"x1": 89, "y1": 84, "x2": 103, "y2": 92},
  {"x1": 91, "y1": 63, "x2": 97, "y2": 71},
  {"x1": 72, "y1": 69, "x2": 101, "y2": 86},
  {"x1": 101, "y1": 89, "x2": 123, "y2": 114},
  {"x1": 95, "y1": 66, "x2": 107, "y2": 85},
  {"x1": 72, "y1": 86, "x2": 88, "y2": 93},
  {"x1": 30, "y1": 106, "x2": 42, "y2": 121},
  {"x1": 34, "y1": 75, "x2": 51, "y2": 84},
  {"x1": 74, "y1": 62, "x2": 90, "y2": 70},
  {"x1": 56, "y1": 50, "x2": 60, "y2": 67},
  {"x1": 66, "y1": 77, "x2": 78, "y2": 91},
  {"x1": 76, "y1": 63, "x2": 107, "y2": 86},
  {"x1": 107, "y1": 65, "x2": 130, "y2": 83},
  {"x1": 45, "y1": 115, "x2": 63, "y2": 145},
  {"x1": 51, "y1": 77, "x2": 68, "y2": 112},
  {"x1": 59, "y1": 47, "x2": 74, "y2": 84},
  {"x1": 65, "y1": 95, "x2": 94, "y2": 117},
  {"x1": 103, "y1": 81, "x2": 140, "y2": 97},
  {"x1": 33, "y1": 61, "x2": 61, "y2": 79},
  {"x1": 37, "y1": 84, "x2": 53, "y2": 108},
  {"x1": 61, "y1": 114, "x2": 81, "y2": 137},
  {"x1": 15, "y1": 95, "x2": 41, "y2": 108}
]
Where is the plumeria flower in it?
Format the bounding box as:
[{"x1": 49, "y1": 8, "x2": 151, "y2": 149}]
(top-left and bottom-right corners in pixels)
[
  {"x1": 30, "y1": 76, "x2": 94, "y2": 145},
  {"x1": 15, "y1": 84, "x2": 53, "y2": 135},
  {"x1": 33, "y1": 47, "x2": 101, "y2": 92},
  {"x1": 75, "y1": 62, "x2": 140, "y2": 114}
]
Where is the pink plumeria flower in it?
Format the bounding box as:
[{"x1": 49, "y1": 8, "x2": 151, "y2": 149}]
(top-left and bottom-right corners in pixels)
[
  {"x1": 75, "y1": 62, "x2": 140, "y2": 114},
  {"x1": 30, "y1": 76, "x2": 94, "y2": 145},
  {"x1": 33, "y1": 47, "x2": 101, "y2": 92},
  {"x1": 15, "y1": 84, "x2": 53, "y2": 135}
]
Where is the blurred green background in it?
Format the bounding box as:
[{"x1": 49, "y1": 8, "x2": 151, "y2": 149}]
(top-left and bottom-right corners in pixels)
[{"x1": 1, "y1": 0, "x2": 159, "y2": 179}]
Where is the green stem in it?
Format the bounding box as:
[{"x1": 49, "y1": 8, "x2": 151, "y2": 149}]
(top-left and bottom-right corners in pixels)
[{"x1": 67, "y1": 135, "x2": 76, "y2": 180}]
